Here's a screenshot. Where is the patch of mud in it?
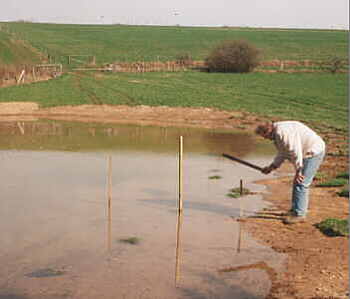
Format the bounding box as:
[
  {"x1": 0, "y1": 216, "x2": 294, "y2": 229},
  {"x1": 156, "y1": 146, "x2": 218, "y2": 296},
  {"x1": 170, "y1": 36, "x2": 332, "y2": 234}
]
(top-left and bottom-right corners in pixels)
[{"x1": 0, "y1": 102, "x2": 39, "y2": 115}]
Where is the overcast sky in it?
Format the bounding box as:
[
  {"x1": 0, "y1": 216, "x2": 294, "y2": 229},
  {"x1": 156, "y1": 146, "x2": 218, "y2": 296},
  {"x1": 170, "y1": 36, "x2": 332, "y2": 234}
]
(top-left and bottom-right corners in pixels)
[{"x1": 1, "y1": 0, "x2": 348, "y2": 29}]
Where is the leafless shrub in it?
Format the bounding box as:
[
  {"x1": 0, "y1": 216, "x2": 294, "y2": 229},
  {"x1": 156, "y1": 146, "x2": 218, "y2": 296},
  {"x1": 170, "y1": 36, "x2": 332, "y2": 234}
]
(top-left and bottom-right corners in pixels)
[
  {"x1": 318, "y1": 57, "x2": 347, "y2": 74},
  {"x1": 328, "y1": 57, "x2": 346, "y2": 74},
  {"x1": 205, "y1": 40, "x2": 260, "y2": 73}
]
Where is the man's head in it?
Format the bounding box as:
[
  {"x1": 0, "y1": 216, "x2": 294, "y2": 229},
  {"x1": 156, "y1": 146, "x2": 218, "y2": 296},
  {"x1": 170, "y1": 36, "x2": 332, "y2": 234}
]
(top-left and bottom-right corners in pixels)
[{"x1": 255, "y1": 122, "x2": 274, "y2": 140}]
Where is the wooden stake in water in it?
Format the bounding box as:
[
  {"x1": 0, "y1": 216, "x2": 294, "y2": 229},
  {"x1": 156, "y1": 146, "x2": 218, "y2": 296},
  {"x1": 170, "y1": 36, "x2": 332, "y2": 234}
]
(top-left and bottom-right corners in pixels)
[
  {"x1": 237, "y1": 179, "x2": 243, "y2": 253},
  {"x1": 17, "y1": 122, "x2": 25, "y2": 135},
  {"x1": 107, "y1": 155, "x2": 112, "y2": 253},
  {"x1": 178, "y1": 136, "x2": 183, "y2": 212},
  {"x1": 175, "y1": 136, "x2": 183, "y2": 286}
]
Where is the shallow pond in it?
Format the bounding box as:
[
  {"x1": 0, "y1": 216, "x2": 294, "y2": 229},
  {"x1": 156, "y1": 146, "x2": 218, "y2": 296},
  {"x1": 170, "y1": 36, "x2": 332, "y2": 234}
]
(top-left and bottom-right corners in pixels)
[{"x1": 0, "y1": 121, "x2": 285, "y2": 299}]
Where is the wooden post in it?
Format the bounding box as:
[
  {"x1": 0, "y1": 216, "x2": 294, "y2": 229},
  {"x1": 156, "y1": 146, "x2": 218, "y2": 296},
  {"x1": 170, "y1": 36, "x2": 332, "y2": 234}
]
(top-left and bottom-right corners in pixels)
[
  {"x1": 280, "y1": 61, "x2": 284, "y2": 71},
  {"x1": 240, "y1": 179, "x2": 243, "y2": 200},
  {"x1": 17, "y1": 70, "x2": 25, "y2": 85},
  {"x1": 17, "y1": 122, "x2": 25, "y2": 135},
  {"x1": 175, "y1": 136, "x2": 184, "y2": 286},
  {"x1": 178, "y1": 136, "x2": 183, "y2": 212},
  {"x1": 32, "y1": 67, "x2": 37, "y2": 82},
  {"x1": 237, "y1": 179, "x2": 243, "y2": 253},
  {"x1": 107, "y1": 155, "x2": 112, "y2": 253}
]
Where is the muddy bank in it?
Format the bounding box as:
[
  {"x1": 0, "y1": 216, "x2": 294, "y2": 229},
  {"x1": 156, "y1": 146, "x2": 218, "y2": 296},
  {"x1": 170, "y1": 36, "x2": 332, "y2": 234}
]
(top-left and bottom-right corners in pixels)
[
  {"x1": 251, "y1": 172, "x2": 349, "y2": 298},
  {"x1": 0, "y1": 102, "x2": 263, "y2": 130}
]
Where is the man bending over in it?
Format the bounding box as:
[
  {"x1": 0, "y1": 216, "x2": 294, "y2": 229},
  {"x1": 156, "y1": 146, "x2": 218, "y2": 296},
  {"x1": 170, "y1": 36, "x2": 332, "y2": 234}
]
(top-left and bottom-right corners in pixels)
[{"x1": 255, "y1": 121, "x2": 326, "y2": 224}]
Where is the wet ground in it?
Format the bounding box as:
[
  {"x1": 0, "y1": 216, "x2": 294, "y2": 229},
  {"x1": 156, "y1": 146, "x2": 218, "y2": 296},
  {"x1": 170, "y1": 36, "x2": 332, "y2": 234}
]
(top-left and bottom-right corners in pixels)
[{"x1": 0, "y1": 121, "x2": 286, "y2": 299}]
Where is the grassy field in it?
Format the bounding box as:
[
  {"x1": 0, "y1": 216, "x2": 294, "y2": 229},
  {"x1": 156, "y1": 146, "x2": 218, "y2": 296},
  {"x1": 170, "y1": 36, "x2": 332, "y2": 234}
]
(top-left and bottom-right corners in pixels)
[
  {"x1": 0, "y1": 71, "x2": 347, "y2": 131},
  {"x1": 0, "y1": 22, "x2": 347, "y2": 133},
  {"x1": 1, "y1": 22, "x2": 348, "y2": 64},
  {"x1": 0, "y1": 29, "x2": 40, "y2": 65}
]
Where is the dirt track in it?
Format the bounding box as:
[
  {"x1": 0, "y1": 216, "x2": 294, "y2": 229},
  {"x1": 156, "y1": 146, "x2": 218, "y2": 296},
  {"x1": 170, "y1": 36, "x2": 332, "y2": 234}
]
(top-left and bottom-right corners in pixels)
[{"x1": 0, "y1": 102, "x2": 348, "y2": 299}]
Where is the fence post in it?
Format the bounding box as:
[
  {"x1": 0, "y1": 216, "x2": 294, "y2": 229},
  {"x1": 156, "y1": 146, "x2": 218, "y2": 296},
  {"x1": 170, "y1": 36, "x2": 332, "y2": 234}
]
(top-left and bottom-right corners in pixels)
[
  {"x1": 17, "y1": 70, "x2": 25, "y2": 85},
  {"x1": 32, "y1": 67, "x2": 36, "y2": 81}
]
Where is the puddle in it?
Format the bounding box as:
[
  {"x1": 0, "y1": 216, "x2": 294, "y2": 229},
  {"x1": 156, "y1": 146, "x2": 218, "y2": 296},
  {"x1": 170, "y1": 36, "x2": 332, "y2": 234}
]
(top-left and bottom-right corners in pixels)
[{"x1": 0, "y1": 121, "x2": 285, "y2": 299}]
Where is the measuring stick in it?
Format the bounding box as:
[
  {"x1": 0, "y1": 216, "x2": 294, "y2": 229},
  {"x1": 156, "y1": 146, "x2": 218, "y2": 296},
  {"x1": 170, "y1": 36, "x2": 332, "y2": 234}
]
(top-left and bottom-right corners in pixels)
[
  {"x1": 175, "y1": 136, "x2": 183, "y2": 286},
  {"x1": 107, "y1": 155, "x2": 112, "y2": 253},
  {"x1": 222, "y1": 153, "x2": 263, "y2": 172},
  {"x1": 237, "y1": 179, "x2": 243, "y2": 253}
]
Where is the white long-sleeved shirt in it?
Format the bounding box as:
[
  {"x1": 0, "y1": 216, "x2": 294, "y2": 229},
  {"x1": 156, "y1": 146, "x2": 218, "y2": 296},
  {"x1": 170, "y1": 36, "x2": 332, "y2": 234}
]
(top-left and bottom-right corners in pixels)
[{"x1": 271, "y1": 121, "x2": 326, "y2": 171}]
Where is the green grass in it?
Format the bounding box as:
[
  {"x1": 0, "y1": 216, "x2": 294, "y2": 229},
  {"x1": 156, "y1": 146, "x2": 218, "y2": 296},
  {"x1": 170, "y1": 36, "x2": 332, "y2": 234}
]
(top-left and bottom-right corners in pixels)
[
  {"x1": 336, "y1": 172, "x2": 349, "y2": 179},
  {"x1": 2, "y1": 22, "x2": 348, "y2": 64},
  {"x1": 209, "y1": 175, "x2": 222, "y2": 180},
  {"x1": 337, "y1": 188, "x2": 349, "y2": 198},
  {"x1": 0, "y1": 29, "x2": 40, "y2": 65},
  {"x1": 314, "y1": 172, "x2": 328, "y2": 180},
  {"x1": 0, "y1": 71, "x2": 347, "y2": 131},
  {"x1": 315, "y1": 218, "x2": 349, "y2": 237},
  {"x1": 316, "y1": 178, "x2": 348, "y2": 187}
]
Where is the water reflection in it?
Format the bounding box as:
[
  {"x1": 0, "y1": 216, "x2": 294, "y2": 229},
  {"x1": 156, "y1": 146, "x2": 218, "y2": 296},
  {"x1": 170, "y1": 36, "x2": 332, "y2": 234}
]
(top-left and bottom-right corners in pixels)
[
  {"x1": 0, "y1": 121, "x2": 258, "y2": 157},
  {"x1": 0, "y1": 120, "x2": 283, "y2": 299}
]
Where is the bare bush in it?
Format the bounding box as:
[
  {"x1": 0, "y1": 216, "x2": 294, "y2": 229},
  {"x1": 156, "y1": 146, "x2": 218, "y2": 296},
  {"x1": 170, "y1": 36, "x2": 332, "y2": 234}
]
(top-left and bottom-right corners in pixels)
[
  {"x1": 205, "y1": 40, "x2": 260, "y2": 73},
  {"x1": 327, "y1": 57, "x2": 346, "y2": 74}
]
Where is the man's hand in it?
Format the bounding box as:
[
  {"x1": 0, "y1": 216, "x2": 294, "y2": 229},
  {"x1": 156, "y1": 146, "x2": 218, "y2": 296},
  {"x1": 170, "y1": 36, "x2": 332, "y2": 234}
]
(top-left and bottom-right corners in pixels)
[
  {"x1": 294, "y1": 172, "x2": 305, "y2": 184},
  {"x1": 261, "y1": 165, "x2": 275, "y2": 174}
]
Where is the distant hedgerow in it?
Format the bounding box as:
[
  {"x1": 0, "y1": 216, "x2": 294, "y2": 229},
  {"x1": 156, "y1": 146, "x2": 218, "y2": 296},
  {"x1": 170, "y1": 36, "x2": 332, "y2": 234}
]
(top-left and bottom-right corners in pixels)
[{"x1": 205, "y1": 40, "x2": 260, "y2": 73}]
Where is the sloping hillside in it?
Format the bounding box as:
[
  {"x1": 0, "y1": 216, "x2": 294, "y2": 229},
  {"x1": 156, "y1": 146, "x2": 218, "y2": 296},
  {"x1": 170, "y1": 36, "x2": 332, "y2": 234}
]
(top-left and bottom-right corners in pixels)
[{"x1": 0, "y1": 27, "x2": 42, "y2": 65}]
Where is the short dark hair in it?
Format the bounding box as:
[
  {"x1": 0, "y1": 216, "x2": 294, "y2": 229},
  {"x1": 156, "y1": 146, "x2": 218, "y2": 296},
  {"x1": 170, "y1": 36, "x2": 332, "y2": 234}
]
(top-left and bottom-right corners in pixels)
[{"x1": 255, "y1": 123, "x2": 269, "y2": 135}]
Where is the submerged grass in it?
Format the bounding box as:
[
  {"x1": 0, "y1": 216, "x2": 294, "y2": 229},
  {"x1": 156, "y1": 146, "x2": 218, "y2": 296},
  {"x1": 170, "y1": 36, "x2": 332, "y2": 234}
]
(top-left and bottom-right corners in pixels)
[
  {"x1": 227, "y1": 187, "x2": 251, "y2": 198},
  {"x1": 25, "y1": 268, "x2": 65, "y2": 278},
  {"x1": 119, "y1": 237, "x2": 141, "y2": 245}
]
